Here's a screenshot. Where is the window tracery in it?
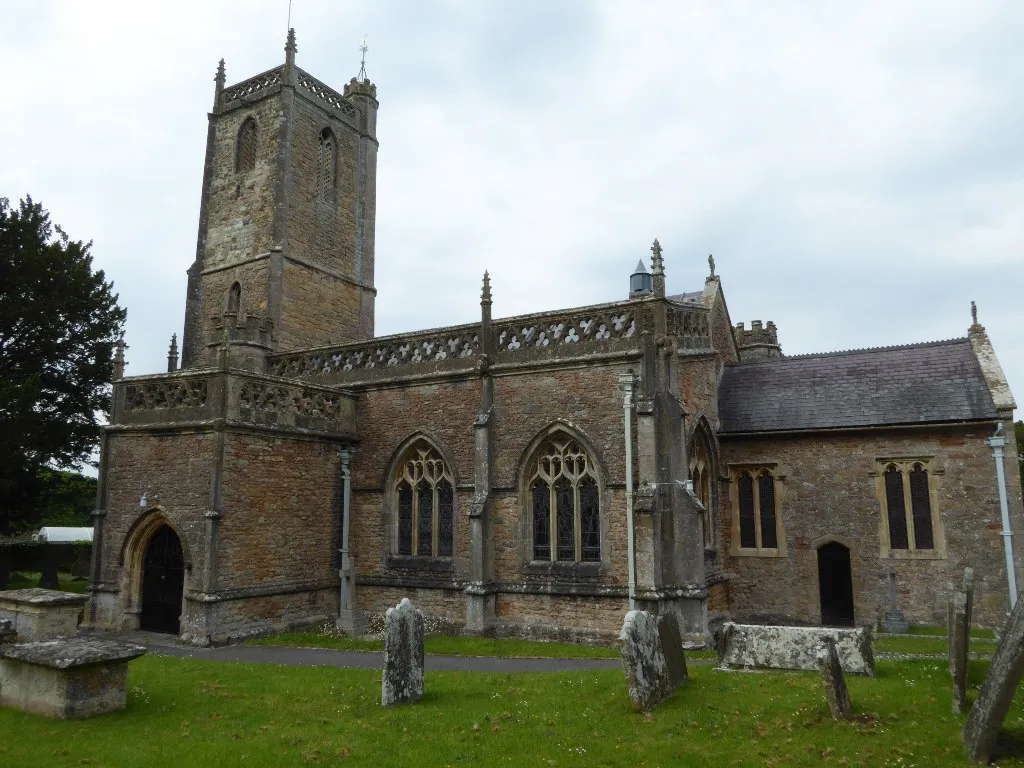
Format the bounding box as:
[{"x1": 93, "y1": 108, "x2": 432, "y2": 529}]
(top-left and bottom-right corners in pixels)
[
  {"x1": 317, "y1": 128, "x2": 336, "y2": 199},
  {"x1": 731, "y1": 467, "x2": 784, "y2": 556},
  {"x1": 689, "y1": 429, "x2": 714, "y2": 549},
  {"x1": 237, "y1": 118, "x2": 257, "y2": 172},
  {"x1": 529, "y1": 435, "x2": 600, "y2": 563},
  {"x1": 880, "y1": 460, "x2": 936, "y2": 553},
  {"x1": 394, "y1": 442, "x2": 454, "y2": 558}
]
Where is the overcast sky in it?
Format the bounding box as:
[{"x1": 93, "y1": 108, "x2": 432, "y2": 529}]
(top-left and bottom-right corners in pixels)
[{"x1": 2, "y1": 1, "x2": 1022, "y2": 417}]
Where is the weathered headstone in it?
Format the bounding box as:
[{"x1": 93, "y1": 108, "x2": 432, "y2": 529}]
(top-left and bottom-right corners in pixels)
[
  {"x1": 949, "y1": 590, "x2": 969, "y2": 714},
  {"x1": 816, "y1": 637, "x2": 852, "y2": 720},
  {"x1": 717, "y1": 622, "x2": 875, "y2": 676},
  {"x1": 881, "y1": 551, "x2": 909, "y2": 632},
  {"x1": 963, "y1": 567, "x2": 975, "y2": 642},
  {"x1": 619, "y1": 610, "x2": 676, "y2": 712},
  {"x1": 381, "y1": 598, "x2": 424, "y2": 707},
  {"x1": 963, "y1": 593, "x2": 1024, "y2": 763},
  {"x1": 657, "y1": 615, "x2": 688, "y2": 688}
]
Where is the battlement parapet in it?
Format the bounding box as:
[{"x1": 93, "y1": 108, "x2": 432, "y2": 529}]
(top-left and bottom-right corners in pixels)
[
  {"x1": 734, "y1": 320, "x2": 781, "y2": 361},
  {"x1": 220, "y1": 66, "x2": 284, "y2": 109}
]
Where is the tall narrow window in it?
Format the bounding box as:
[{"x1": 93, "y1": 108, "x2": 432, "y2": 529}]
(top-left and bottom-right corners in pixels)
[
  {"x1": 227, "y1": 282, "x2": 241, "y2": 313},
  {"x1": 317, "y1": 128, "x2": 336, "y2": 199},
  {"x1": 689, "y1": 429, "x2": 714, "y2": 548},
  {"x1": 732, "y1": 467, "x2": 784, "y2": 555},
  {"x1": 393, "y1": 442, "x2": 454, "y2": 558},
  {"x1": 237, "y1": 118, "x2": 257, "y2": 172},
  {"x1": 879, "y1": 459, "x2": 937, "y2": 554},
  {"x1": 529, "y1": 434, "x2": 601, "y2": 563}
]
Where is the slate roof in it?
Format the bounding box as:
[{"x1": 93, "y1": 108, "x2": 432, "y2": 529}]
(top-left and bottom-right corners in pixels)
[{"x1": 718, "y1": 338, "x2": 998, "y2": 434}]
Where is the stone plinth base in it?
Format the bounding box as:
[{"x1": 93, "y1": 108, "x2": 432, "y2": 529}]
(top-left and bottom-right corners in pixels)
[
  {"x1": 0, "y1": 589, "x2": 88, "y2": 642},
  {"x1": 0, "y1": 638, "x2": 146, "y2": 719}
]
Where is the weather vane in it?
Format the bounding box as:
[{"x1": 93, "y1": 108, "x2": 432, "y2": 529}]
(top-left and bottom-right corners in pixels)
[{"x1": 358, "y1": 35, "x2": 368, "y2": 81}]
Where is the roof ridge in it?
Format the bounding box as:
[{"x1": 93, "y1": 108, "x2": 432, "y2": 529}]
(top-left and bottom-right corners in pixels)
[{"x1": 731, "y1": 337, "x2": 969, "y2": 365}]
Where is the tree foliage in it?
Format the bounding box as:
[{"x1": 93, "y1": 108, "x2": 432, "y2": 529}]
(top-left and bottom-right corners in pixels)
[{"x1": 0, "y1": 196, "x2": 125, "y2": 536}]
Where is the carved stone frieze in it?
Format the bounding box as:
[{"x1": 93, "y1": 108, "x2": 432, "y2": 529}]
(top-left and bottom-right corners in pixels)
[{"x1": 123, "y1": 380, "x2": 209, "y2": 411}]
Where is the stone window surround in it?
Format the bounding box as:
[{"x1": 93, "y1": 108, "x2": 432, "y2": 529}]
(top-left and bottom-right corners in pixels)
[
  {"x1": 235, "y1": 117, "x2": 258, "y2": 173},
  {"x1": 726, "y1": 463, "x2": 787, "y2": 558},
  {"x1": 316, "y1": 126, "x2": 338, "y2": 203},
  {"x1": 688, "y1": 420, "x2": 718, "y2": 553},
  {"x1": 870, "y1": 456, "x2": 947, "y2": 561},
  {"x1": 383, "y1": 435, "x2": 459, "y2": 568}
]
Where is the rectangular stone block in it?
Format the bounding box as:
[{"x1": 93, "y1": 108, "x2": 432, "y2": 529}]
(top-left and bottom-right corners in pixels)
[
  {"x1": 0, "y1": 638, "x2": 146, "y2": 719},
  {"x1": 718, "y1": 622, "x2": 875, "y2": 676},
  {"x1": 817, "y1": 637, "x2": 852, "y2": 720},
  {"x1": 0, "y1": 589, "x2": 88, "y2": 642}
]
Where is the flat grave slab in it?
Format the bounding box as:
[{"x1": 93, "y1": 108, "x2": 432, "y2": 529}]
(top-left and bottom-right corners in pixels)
[
  {"x1": 718, "y1": 623, "x2": 875, "y2": 676},
  {"x1": 0, "y1": 589, "x2": 88, "y2": 642}
]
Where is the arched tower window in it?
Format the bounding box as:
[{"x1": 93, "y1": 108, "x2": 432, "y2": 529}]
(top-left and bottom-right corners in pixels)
[
  {"x1": 227, "y1": 282, "x2": 241, "y2": 313},
  {"x1": 528, "y1": 433, "x2": 600, "y2": 563},
  {"x1": 317, "y1": 128, "x2": 336, "y2": 199},
  {"x1": 393, "y1": 441, "x2": 454, "y2": 558},
  {"x1": 688, "y1": 427, "x2": 715, "y2": 548},
  {"x1": 236, "y1": 118, "x2": 258, "y2": 172}
]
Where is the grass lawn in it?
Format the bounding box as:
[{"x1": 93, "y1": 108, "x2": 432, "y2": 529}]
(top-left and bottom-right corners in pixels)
[
  {"x1": 2, "y1": 655, "x2": 1023, "y2": 767},
  {"x1": 4, "y1": 571, "x2": 88, "y2": 594},
  {"x1": 874, "y1": 635, "x2": 996, "y2": 656}
]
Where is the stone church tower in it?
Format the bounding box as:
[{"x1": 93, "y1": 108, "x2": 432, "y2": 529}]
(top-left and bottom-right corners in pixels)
[{"x1": 181, "y1": 29, "x2": 378, "y2": 368}]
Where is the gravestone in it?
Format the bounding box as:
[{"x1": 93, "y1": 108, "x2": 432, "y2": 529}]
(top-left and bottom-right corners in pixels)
[
  {"x1": 962, "y1": 567, "x2": 975, "y2": 641},
  {"x1": 0, "y1": 638, "x2": 146, "y2": 718},
  {"x1": 948, "y1": 590, "x2": 969, "y2": 714},
  {"x1": 657, "y1": 615, "x2": 688, "y2": 688},
  {"x1": 619, "y1": 610, "x2": 676, "y2": 712},
  {"x1": 881, "y1": 551, "x2": 909, "y2": 632},
  {"x1": 963, "y1": 593, "x2": 1024, "y2": 763},
  {"x1": 381, "y1": 598, "x2": 424, "y2": 707},
  {"x1": 0, "y1": 589, "x2": 88, "y2": 642},
  {"x1": 816, "y1": 636, "x2": 852, "y2": 720},
  {"x1": 718, "y1": 622, "x2": 875, "y2": 676}
]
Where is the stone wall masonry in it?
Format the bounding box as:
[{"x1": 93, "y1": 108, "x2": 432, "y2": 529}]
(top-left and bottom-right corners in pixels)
[
  {"x1": 204, "y1": 98, "x2": 284, "y2": 270},
  {"x1": 193, "y1": 259, "x2": 271, "y2": 367},
  {"x1": 277, "y1": 260, "x2": 367, "y2": 351},
  {"x1": 200, "y1": 586, "x2": 338, "y2": 644},
  {"x1": 493, "y1": 593, "x2": 628, "y2": 642},
  {"x1": 719, "y1": 425, "x2": 1021, "y2": 628},
  {"x1": 357, "y1": 586, "x2": 465, "y2": 629},
  {"x1": 217, "y1": 432, "x2": 343, "y2": 591}
]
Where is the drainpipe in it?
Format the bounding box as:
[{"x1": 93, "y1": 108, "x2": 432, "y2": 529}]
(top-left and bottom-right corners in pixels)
[
  {"x1": 338, "y1": 448, "x2": 353, "y2": 614},
  {"x1": 619, "y1": 372, "x2": 637, "y2": 610},
  {"x1": 986, "y1": 423, "x2": 1017, "y2": 609}
]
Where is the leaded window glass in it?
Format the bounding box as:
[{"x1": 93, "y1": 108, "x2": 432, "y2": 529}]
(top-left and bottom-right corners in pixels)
[
  {"x1": 758, "y1": 471, "x2": 778, "y2": 549},
  {"x1": 529, "y1": 435, "x2": 601, "y2": 563},
  {"x1": 737, "y1": 472, "x2": 756, "y2": 548},
  {"x1": 884, "y1": 465, "x2": 909, "y2": 550},
  {"x1": 393, "y1": 443, "x2": 454, "y2": 558},
  {"x1": 237, "y1": 119, "x2": 257, "y2": 172},
  {"x1": 909, "y1": 464, "x2": 934, "y2": 550}
]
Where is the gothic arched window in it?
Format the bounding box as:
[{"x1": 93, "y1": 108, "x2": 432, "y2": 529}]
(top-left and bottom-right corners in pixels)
[
  {"x1": 689, "y1": 428, "x2": 714, "y2": 548},
  {"x1": 317, "y1": 128, "x2": 336, "y2": 199},
  {"x1": 394, "y1": 442, "x2": 454, "y2": 558},
  {"x1": 528, "y1": 434, "x2": 600, "y2": 563},
  {"x1": 881, "y1": 460, "x2": 935, "y2": 552},
  {"x1": 236, "y1": 118, "x2": 258, "y2": 172},
  {"x1": 732, "y1": 467, "x2": 783, "y2": 555}
]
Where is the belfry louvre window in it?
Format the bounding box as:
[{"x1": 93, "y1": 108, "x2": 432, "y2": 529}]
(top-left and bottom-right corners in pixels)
[
  {"x1": 317, "y1": 128, "x2": 336, "y2": 199},
  {"x1": 882, "y1": 461, "x2": 935, "y2": 551},
  {"x1": 731, "y1": 467, "x2": 784, "y2": 555},
  {"x1": 529, "y1": 436, "x2": 600, "y2": 563},
  {"x1": 236, "y1": 118, "x2": 257, "y2": 172},
  {"x1": 689, "y1": 430, "x2": 714, "y2": 549},
  {"x1": 394, "y1": 444, "x2": 454, "y2": 558}
]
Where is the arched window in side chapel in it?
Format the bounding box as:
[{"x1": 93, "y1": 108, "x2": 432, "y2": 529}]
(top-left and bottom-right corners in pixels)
[
  {"x1": 528, "y1": 434, "x2": 601, "y2": 563},
  {"x1": 689, "y1": 428, "x2": 714, "y2": 548},
  {"x1": 236, "y1": 118, "x2": 258, "y2": 172},
  {"x1": 317, "y1": 128, "x2": 336, "y2": 199},
  {"x1": 394, "y1": 442, "x2": 454, "y2": 558}
]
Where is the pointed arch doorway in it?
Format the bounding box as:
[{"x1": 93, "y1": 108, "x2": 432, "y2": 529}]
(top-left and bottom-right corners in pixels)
[
  {"x1": 817, "y1": 541, "x2": 855, "y2": 627},
  {"x1": 139, "y1": 525, "x2": 184, "y2": 634}
]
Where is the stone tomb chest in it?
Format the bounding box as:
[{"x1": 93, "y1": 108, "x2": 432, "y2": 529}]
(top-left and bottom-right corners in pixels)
[
  {"x1": 718, "y1": 623, "x2": 875, "y2": 676},
  {"x1": 0, "y1": 638, "x2": 147, "y2": 718},
  {"x1": 0, "y1": 589, "x2": 88, "y2": 641}
]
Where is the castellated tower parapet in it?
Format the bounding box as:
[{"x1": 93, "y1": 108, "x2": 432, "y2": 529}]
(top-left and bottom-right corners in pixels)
[
  {"x1": 181, "y1": 29, "x2": 379, "y2": 368},
  {"x1": 734, "y1": 320, "x2": 781, "y2": 361}
]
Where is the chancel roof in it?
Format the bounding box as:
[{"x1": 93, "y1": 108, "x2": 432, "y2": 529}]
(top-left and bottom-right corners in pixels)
[{"x1": 718, "y1": 338, "x2": 998, "y2": 434}]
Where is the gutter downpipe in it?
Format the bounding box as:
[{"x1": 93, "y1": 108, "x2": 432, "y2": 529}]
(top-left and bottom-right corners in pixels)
[
  {"x1": 338, "y1": 448, "x2": 354, "y2": 616},
  {"x1": 986, "y1": 424, "x2": 1017, "y2": 609},
  {"x1": 619, "y1": 372, "x2": 637, "y2": 610}
]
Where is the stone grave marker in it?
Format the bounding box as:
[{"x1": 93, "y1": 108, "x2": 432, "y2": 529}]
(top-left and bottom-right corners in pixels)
[
  {"x1": 381, "y1": 598, "x2": 424, "y2": 707},
  {"x1": 0, "y1": 589, "x2": 88, "y2": 642},
  {"x1": 657, "y1": 615, "x2": 688, "y2": 689},
  {"x1": 816, "y1": 636, "x2": 852, "y2": 720},
  {"x1": 619, "y1": 610, "x2": 678, "y2": 712},
  {"x1": 948, "y1": 590, "x2": 969, "y2": 714},
  {"x1": 881, "y1": 551, "x2": 909, "y2": 632},
  {"x1": 963, "y1": 594, "x2": 1024, "y2": 763}
]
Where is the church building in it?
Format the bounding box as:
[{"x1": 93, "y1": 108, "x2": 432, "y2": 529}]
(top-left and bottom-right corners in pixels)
[{"x1": 85, "y1": 32, "x2": 1022, "y2": 646}]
